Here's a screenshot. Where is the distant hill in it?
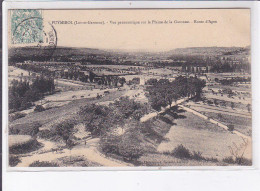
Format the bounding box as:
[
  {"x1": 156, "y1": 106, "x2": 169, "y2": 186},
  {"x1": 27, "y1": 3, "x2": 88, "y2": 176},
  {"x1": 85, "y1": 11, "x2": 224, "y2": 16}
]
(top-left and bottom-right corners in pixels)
[
  {"x1": 8, "y1": 46, "x2": 250, "y2": 63},
  {"x1": 9, "y1": 46, "x2": 109, "y2": 57},
  {"x1": 167, "y1": 46, "x2": 250, "y2": 56},
  {"x1": 8, "y1": 46, "x2": 110, "y2": 62}
]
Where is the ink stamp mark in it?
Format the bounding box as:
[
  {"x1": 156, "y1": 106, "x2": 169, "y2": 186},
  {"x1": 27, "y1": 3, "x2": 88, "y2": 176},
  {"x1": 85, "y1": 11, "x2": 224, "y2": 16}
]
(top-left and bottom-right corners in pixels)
[
  {"x1": 11, "y1": 9, "x2": 58, "y2": 60},
  {"x1": 11, "y1": 10, "x2": 44, "y2": 44}
]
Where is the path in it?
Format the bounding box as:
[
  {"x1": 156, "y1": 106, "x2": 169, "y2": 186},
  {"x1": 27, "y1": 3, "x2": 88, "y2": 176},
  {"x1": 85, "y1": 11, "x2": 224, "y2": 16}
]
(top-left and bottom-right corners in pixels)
[
  {"x1": 140, "y1": 98, "x2": 188, "y2": 122},
  {"x1": 179, "y1": 105, "x2": 250, "y2": 140},
  {"x1": 186, "y1": 103, "x2": 251, "y2": 118},
  {"x1": 205, "y1": 94, "x2": 250, "y2": 105},
  {"x1": 16, "y1": 138, "x2": 132, "y2": 167}
]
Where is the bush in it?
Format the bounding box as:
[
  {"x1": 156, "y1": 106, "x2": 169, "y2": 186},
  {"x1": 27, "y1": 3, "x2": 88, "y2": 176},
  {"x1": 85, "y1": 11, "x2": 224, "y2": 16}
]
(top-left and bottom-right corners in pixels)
[
  {"x1": 79, "y1": 104, "x2": 112, "y2": 137},
  {"x1": 172, "y1": 144, "x2": 192, "y2": 159},
  {"x1": 9, "y1": 138, "x2": 42, "y2": 154},
  {"x1": 228, "y1": 124, "x2": 234, "y2": 132},
  {"x1": 100, "y1": 130, "x2": 144, "y2": 162},
  {"x1": 29, "y1": 161, "x2": 59, "y2": 167},
  {"x1": 164, "y1": 147, "x2": 219, "y2": 162},
  {"x1": 53, "y1": 120, "x2": 75, "y2": 146},
  {"x1": 9, "y1": 122, "x2": 40, "y2": 136},
  {"x1": 34, "y1": 105, "x2": 45, "y2": 112},
  {"x1": 9, "y1": 112, "x2": 27, "y2": 122},
  {"x1": 223, "y1": 156, "x2": 235, "y2": 164},
  {"x1": 235, "y1": 157, "x2": 252, "y2": 166},
  {"x1": 192, "y1": 151, "x2": 204, "y2": 161},
  {"x1": 217, "y1": 113, "x2": 223, "y2": 118},
  {"x1": 223, "y1": 156, "x2": 252, "y2": 166},
  {"x1": 9, "y1": 155, "x2": 21, "y2": 167},
  {"x1": 38, "y1": 129, "x2": 56, "y2": 140}
]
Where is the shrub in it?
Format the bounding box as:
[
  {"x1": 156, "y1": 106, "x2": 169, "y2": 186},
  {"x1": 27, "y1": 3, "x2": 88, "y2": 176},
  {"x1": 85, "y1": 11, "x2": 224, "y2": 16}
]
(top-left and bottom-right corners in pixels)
[
  {"x1": 100, "y1": 134, "x2": 121, "y2": 156},
  {"x1": 100, "y1": 130, "x2": 144, "y2": 162},
  {"x1": 9, "y1": 137, "x2": 42, "y2": 154},
  {"x1": 53, "y1": 120, "x2": 75, "y2": 146},
  {"x1": 9, "y1": 112, "x2": 27, "y2": 122},
  {"x1": 223, "y1": 156, "x2": 252, "y2": 166},
  {"x1": 192, "y1": 151, "x2": 204, "y2": 161},
  {"x1": 38, "y1": 129, "x2": 56, "y2": 140},
  {"x1": 146, "y1": 78, "x2": 158, "y2": 85},
  {"x1": 34, "y1": 105, "x2": 45, "y2": 112},
  {"x1": 172, "y1": 144, "x2": 192, "y2": 159},
  {"x1": 235, "y1": 157, "x2": 252, "y2": 166},
  {"x1": 228, "y1": 124, "x2": 235, "y2": 132},
  {"x1": 29, "y1": 161, "x2": 59, "y2": 167},
  {"x1": 117, "y1": 136, "x2": 144, "y2": 161},
  {"x1": 9, "y1": 122, "x2": 40, "y2": 136},
  {"x1": 217, "y1": 113, "x2": 223, "y2": 118},
  {"x1": 223, "y1": 156, "x2": 235, "y2": 164},
  {"x1": 9, "y1": 155, "x2": 21, "y2": 167},
  {"x1": 79, "y1": 104, "x2": 112, "y2": 137}
]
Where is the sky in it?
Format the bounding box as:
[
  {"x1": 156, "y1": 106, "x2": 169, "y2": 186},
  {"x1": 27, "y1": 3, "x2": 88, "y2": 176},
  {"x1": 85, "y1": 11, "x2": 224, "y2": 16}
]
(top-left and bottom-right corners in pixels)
[{"x1": 10, "y1": 9, "x2": 250, "y2": 52}]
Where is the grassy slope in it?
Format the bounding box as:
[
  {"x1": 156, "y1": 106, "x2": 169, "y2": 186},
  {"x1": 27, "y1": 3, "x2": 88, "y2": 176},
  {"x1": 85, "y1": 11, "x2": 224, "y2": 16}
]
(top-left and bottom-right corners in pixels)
[
  {"x1": 201, "y1": 111, "x2": 251, "y2": 136},
  {"x1": 138, "y1": 109, "x2": 251, "y2": 166},
  {"x1": 9, "y1": 90, "x2": 126, "y2": 130}
]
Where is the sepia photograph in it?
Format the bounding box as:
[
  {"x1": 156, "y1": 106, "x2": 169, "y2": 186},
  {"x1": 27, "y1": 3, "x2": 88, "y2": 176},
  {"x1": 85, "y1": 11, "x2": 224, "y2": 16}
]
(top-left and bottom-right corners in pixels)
[{"x1": 7, "y1": 9, "x2": 252, "y2": 168}]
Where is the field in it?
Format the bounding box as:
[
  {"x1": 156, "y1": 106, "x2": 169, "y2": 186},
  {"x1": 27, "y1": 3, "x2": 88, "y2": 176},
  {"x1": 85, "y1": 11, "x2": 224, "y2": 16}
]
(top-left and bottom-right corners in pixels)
[
  {"x1": 8, "y1": 64, "x2": 252, "y2": 167},
  {"x1": 157, "y1": 111, "x2": 251, "y2": 160},
  {"x1": 198, "y1": 111, "x2": 252, "y2": 136}
]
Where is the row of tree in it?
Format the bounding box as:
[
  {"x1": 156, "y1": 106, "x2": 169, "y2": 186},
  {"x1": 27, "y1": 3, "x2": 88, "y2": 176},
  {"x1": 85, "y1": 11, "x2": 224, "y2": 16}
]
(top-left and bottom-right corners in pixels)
[
  {"x1": 146, "y1": 76, "x2": 206, "y2": 111},
  {"x1": 215, "y1": 77, "x2": 251, "y2": 85},
  {"x1": 9, "y1": 76, "x2": 55, "y2": 112},
  {"x1": 15, "y1": 63, "x2": 128, "y2": 87},
  {"x1": 210, "y1": 63, "x2": 250, "y2": 73}
]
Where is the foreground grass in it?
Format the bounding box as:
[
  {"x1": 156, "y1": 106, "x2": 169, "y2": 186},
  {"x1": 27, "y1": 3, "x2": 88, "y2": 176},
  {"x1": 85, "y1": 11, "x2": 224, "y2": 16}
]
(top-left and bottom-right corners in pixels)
[
  {"x1": 9, "y1": 90, "x2": 126, "y2": 130},
  {"x1": 201, "y1": 111, "x2": 251, "y2": 136}
]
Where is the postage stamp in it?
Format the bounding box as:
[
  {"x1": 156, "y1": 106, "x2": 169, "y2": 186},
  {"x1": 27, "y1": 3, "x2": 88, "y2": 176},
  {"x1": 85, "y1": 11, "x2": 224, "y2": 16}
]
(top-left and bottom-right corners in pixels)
[
  {"x1": 11, "y1": 9, "x2": 44, "y2": 44},
  {"x1": 10, "y1": 9, "x2": 57, "y2": 60}
]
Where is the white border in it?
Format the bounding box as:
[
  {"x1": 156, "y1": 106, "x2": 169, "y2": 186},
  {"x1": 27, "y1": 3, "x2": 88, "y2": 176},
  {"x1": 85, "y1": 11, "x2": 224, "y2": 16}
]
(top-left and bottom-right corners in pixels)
[{"x1": 2, "y1": 0, "x2": 260, "y2": 184}]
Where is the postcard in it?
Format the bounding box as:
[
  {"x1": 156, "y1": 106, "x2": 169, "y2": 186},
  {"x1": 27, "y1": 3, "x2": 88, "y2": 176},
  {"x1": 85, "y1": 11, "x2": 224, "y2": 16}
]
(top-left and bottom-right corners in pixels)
[{"x1": 6, "y1": 9, "x2": 252, "y2": 168}]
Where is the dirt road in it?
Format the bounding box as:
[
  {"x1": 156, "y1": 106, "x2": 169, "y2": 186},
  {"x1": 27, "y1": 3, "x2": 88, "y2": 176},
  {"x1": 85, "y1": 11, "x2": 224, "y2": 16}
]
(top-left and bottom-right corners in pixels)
[
  {"x1": 16, "y1": 138, "x2": 132, "y2": 167},
  {"x1": 140, "y1": 98, "x2": 188, "y2": 122}
]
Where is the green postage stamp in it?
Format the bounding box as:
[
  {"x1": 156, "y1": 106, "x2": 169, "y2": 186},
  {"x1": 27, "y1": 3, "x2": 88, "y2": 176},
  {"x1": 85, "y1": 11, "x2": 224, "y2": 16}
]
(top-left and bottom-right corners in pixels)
[{"x1": 11, "y1": 9, "x2": 43, "y2": 44}]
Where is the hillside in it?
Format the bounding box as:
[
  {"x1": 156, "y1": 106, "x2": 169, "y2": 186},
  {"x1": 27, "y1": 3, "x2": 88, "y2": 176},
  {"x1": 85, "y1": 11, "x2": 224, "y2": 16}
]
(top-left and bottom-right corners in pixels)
[
  {"x1": 167, "y1": 46, "x2": 250, "y2": 56},
  {"x1": 8, "y1": 46, "x2": 250, "y2": 64}
]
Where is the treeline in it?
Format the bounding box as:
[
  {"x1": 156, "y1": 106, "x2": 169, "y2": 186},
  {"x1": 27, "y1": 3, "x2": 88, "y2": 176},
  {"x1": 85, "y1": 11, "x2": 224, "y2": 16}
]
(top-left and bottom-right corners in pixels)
[
  {"x1": 215, "y1": 77, "x2": 251, "y2": 85},
  {"x1": 9, "y1": 76, "x2": 55, "y2": 112},
  {"x1": 146, "y1": 76, "x2": 206, "y2": 111},
  {"x1": 14, "y1": 63, "x2": 54, "y2": 77},
  {"x1": 60, "y1": 70, "x2": 126, "y2": 87},
  {"x1": 210, "y1": 63, "x2": 250, "y2": 73},
  {"x1": 15, "y1": 64, "x2": 127, "y2": 87}
]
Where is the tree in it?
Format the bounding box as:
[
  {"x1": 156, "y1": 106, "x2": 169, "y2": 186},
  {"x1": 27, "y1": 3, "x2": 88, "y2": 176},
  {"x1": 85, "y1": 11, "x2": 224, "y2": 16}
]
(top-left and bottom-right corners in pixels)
[
  {"x1": 247, "y1": 104, "x2": 251, "y2": 113},
  {"x1": 119, "y1": 77, "x2": 126, "y2": 87},
  {"x1": 79, "y1": 104, "x2": 113, "y2": 137},
  {"x1": 113, "y1": 76, "x2": 119, "y2": 87},
  {"x1": 213, "y1": 99, "x2": 218, "y2": 106},
  {"x1": 146, "y1": 78, "x2": 158, "y2": 85},
  {"x1": 89, "y1": 71, "x2": 95, "y2": 83},
  {"x1": 113, "y1": 97, "x2": 147, "y2": 120},
  {"x1": 146, "y1": 76, "x2": 205, "y2": 111},
  {"x1": 231, "y1": 102, "x2": 235, "y2": 109},
  {"x1": 228, "y1": 124, "x2": 234, "y2": 132},
  {"x1": 54, "y1": 120, "x2": 75, "y2": 146},
  {"x1": 34, "y1": 105, "x2": 45, "y2": 112}
]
